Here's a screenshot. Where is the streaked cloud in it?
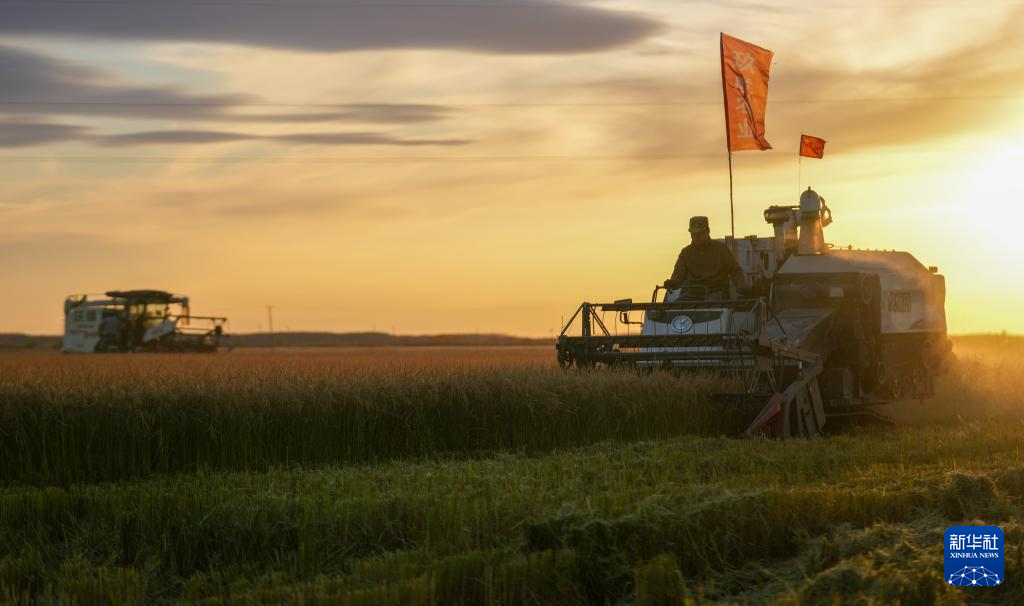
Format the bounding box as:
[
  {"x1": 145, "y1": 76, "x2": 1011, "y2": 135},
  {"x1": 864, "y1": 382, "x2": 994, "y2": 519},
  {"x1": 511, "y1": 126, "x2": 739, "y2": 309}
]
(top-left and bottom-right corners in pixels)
[
  {"x1": 0, "y1": 44, "x2": 245, "y2": 120},
  {"x1": 94, "y1": 129, "x2": 469, "y2": 146},
  {"x1": 0, "y1": 118, "x2": 471, "y2": 147},
  {"x1": 0, "y1": 45, "x2": 456, "y2": 124},
  {"x1": 0, "y1": 119, "x2": 89, "y2": 147},
  {"x1": 1, "y1": 1, "x2": 663, "y2": 54}
]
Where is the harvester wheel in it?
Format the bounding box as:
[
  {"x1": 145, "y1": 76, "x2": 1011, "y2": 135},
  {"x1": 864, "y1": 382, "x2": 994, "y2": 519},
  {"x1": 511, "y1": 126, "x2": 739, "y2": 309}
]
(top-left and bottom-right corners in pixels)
[{"x1": 556, "y1": 348, "x2": 573, "y2": 369}]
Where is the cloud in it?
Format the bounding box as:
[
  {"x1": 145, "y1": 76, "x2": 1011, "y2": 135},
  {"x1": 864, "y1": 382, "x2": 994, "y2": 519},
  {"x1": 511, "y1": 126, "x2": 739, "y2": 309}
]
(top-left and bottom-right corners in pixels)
[
  {"x1": 0, "y1": 44, "x2": 245, "y2": 120},
  {"x1": 2, "y1": 2, "x2": 662, "y2": 54},
  {"x1": 94, "y1": 129, "x2": 470, "y2": 146},
  {"x1": 94, "y1": 130, "x2": 251, "y2": 146},
  {"x1": 559, "y1": 5, "x2": 1024, "y2": 171},
  {"x1": 229, "y1": 105, "x2": 457, "y2": 125},
  {"x1": 0, "y1": 120, "x2": 91, "y2": 147},
  {"x1": 765, "y1": 12, "x2": 1024, "y2": 154},
  {"x1": 0, "y1": 118, "x2": 470, "y2": 147},
  {"x1": 0, "y1": 45, "x2": 456, "y2": 124}
]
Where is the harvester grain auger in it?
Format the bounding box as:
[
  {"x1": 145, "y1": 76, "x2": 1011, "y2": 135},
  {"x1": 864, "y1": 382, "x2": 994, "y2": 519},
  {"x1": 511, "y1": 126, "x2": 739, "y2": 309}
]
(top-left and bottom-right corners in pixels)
[{"x1": 556, "y1": 189, "x2": 952, "y2": 438}]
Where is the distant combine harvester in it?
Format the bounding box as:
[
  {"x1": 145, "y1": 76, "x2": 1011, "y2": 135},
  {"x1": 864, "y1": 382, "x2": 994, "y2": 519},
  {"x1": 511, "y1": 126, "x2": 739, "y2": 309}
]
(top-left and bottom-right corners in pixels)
[{"x1": 63, "y1": 290, "x2": 227, "y2": 353}]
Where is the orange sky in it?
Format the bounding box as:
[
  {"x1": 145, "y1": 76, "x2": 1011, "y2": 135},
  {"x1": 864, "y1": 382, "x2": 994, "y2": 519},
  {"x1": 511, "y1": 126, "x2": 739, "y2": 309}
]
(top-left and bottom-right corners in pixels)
[{"x1": 1, "y1": 0, "x2": 1022, "y2": 336}]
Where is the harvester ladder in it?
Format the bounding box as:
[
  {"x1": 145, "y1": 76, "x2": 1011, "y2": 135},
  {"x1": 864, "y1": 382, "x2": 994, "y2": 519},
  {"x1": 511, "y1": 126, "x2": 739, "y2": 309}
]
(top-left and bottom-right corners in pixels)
[{"x1": 744, "y1": 344, "x2": 826, "y2": 439}]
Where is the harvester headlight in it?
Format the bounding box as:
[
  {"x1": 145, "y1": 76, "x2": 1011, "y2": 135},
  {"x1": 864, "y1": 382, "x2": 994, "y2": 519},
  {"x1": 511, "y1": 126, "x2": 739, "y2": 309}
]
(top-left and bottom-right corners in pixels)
[{"x1": 647, "y1": 310, "x2": 666, "y2": 322}]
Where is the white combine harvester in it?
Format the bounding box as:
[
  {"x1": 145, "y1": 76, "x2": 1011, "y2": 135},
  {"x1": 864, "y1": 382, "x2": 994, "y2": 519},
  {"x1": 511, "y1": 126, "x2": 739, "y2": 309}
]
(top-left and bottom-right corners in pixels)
[
  {"x1": 556, "y1": 188, "x2": 952, "y2": 437},
  {"x1": 63, "y1": 290, "x2": 227, "y2": 353}
]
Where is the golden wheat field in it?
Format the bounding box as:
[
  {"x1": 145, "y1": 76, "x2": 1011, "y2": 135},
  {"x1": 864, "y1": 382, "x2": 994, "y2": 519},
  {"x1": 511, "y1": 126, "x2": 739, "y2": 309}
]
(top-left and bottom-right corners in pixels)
[{"x1": 0, "y1": 336, "x2": 1023, "y2": 604}]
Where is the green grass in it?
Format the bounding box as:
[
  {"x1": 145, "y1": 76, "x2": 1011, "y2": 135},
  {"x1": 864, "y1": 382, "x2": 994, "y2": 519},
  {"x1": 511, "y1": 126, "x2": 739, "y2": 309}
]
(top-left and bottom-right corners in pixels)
[
  {"x1": 1, "y1": 338, "x2": 1022, "y2": 604},
  {"x1": 3, "y1": 421, "x2": 1024, "y2": 604}
]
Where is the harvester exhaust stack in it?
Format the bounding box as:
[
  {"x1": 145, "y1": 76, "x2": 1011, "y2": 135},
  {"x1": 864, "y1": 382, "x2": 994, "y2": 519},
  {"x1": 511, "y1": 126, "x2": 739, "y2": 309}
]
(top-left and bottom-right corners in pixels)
[
  {"x1": 798, "y1": 188, "x2": 828, "y2": 255},
  {"x1": 556, "y1": 188, "x2": 950, "y2": 438}
]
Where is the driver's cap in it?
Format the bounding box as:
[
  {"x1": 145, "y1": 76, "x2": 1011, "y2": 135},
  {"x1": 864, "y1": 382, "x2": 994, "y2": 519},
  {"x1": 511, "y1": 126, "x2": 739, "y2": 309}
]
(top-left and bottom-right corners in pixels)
[{"x1": 688, "y1": 216, "x2": 710, "y2": 233}]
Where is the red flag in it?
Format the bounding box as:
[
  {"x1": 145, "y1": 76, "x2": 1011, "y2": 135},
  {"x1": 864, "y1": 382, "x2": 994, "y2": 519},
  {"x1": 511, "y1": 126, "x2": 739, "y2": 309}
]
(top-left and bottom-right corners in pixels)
[
  {"x1": 799, "y1": 134, "x2": 826, "y2": 159},
  {"x1": 721, "y1": 33, "x2": 773, "y2": 151}
]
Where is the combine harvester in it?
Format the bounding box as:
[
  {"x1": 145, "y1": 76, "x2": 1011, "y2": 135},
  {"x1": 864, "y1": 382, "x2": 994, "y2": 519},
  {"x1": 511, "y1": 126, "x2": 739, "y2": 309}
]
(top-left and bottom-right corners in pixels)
[
  {"x1": 63, "y1": 290, "x2": 228, "y2": 353},
  {"x1": 556, "y1": 189, "x2": 951, "y2": 438}
]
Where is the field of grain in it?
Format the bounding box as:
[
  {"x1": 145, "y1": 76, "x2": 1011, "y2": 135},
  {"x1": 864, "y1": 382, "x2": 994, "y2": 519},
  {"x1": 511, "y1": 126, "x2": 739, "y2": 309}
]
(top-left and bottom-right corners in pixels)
[{"x1": 1, "y1": 337, "x2": 1023, "y2": 604}]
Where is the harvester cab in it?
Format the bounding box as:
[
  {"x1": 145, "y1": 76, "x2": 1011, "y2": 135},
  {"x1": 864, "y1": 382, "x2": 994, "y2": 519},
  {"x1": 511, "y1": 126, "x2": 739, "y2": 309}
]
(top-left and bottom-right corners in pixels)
[
  {"x1": 62, "y1": 290, "x2": 228, "y2": 353},
  {"x1": 556, "y1": 189, "x2": 952, "y2": 438}
]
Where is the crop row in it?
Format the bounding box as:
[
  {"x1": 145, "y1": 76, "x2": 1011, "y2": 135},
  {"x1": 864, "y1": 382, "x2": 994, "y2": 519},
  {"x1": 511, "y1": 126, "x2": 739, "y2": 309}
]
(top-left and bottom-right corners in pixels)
[
  {"x1": 2, "y1": 339, "x2": 1019, "y2": 487},
  {"x1": 0, "y1": 356, "x2": 748, "y2": 486},
  {"x1": 3, "y1": 418, "x2": 1024, "y2": 604}
]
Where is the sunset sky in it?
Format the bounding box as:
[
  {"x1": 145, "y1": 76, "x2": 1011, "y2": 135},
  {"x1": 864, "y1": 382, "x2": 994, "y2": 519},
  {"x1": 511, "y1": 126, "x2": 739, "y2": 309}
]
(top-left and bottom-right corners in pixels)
[{"x1": 2, "y1": 0, "x2": 1022, "y2": 336}]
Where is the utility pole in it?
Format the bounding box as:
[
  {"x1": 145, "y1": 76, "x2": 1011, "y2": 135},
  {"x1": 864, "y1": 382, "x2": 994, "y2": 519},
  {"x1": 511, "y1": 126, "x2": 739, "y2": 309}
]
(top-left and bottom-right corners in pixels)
[{"x1": 266, "y1": 305, "x2": 275, "y2": 352}]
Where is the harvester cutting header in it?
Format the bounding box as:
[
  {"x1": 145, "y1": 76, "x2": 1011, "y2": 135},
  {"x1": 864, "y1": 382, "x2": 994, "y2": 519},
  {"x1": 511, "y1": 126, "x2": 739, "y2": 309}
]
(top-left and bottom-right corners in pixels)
[
  {"x1": 63, "y1": 290, "x2": 227, "y2": 353},
  {"x1": 556, "y1": 189, "x2": 952, "y2": 438}
]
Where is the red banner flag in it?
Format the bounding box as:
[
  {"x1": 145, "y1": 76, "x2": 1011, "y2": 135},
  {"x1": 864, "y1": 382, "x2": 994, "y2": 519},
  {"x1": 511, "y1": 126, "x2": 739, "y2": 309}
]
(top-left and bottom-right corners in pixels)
[
  {"x1": 800, "y1": 134, "x2": 826, "y2": 158},
  {"x1": 721, "y1": 33, "x2": 773, "y2": 151}
]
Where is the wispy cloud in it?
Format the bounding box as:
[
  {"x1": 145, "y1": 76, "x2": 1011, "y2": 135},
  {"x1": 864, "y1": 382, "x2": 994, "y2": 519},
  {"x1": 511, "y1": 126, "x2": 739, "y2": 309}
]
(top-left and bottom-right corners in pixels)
[
  {"x1": 0, "y1": 120, "x2": 90, "y2": 147},
  {"x1": 0, "y1": 44, "x2": 245, "y2": 119},
  {"x1": 0, "y1": 118, "x2": 471, "y2": 147},
  {"x1": 0, "y1": 45, "x2": 457, "y2": 125},
  {"x1": 94, "y1": 129, "x2": 470, "y2": 146},
  {"x1": 1, "y1": 1, "x2": 663, "y2": 54}
]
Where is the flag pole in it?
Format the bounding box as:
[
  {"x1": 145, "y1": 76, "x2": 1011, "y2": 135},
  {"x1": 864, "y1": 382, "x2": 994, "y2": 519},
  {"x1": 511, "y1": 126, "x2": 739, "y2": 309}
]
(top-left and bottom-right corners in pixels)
[
  {"x1": 728, "y1": 152, "x2": 735, "y2": 238},
  {"x1": 719, "y1": 33, "x2": 735, "y2": 239}
]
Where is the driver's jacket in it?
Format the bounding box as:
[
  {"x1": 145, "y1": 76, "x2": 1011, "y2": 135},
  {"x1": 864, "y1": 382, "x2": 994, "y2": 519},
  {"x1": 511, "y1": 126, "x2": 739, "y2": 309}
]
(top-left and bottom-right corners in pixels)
[{"x1": 667, "y1": 239, "x2": 743, "y2": 294}]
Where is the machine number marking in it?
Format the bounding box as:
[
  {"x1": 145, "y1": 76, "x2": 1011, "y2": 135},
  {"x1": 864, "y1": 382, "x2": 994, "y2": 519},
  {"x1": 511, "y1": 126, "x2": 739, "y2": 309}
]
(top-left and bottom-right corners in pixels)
[
  {"x1": 671, "y1": 315, "x2": 694, "y2": 333},
  {"x1": 887, "y1": 291, "x2": 912, "y2": 313}
]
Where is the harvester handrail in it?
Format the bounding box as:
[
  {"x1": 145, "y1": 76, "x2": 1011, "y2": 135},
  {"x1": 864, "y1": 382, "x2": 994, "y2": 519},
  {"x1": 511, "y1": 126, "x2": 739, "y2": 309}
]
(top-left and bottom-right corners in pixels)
[
  {"x1": 558, "y1": 297, "x2": 771, "y2": 339},
  {"x1": 595, "y1": 298, "x2": 763, "y2": 312},
  {"x1": 173, "y1": 314, "x2": 228, "y2": 322}
]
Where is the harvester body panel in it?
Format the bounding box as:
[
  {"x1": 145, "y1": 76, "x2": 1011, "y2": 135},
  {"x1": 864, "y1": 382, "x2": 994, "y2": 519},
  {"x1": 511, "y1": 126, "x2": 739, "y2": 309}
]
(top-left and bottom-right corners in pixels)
[
  {"x1": 63, "y1": 304, "x2": 103, "y2": 353},
  {"x1": 777, "y1": 250, "x2": 947, "y2": 334}
]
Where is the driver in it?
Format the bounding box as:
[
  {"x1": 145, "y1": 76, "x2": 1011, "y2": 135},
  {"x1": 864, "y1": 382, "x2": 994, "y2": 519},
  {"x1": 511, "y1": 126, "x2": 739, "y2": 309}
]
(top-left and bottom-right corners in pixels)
[{"x1": 663, "y1": 216, "x2": 745, "y2": 299}]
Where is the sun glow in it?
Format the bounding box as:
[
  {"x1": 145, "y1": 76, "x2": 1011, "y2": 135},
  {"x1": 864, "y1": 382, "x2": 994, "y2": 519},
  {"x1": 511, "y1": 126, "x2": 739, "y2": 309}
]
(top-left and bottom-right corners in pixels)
[{"x1": 959, "y1": 145, "x2": 1024, "y2": 259}]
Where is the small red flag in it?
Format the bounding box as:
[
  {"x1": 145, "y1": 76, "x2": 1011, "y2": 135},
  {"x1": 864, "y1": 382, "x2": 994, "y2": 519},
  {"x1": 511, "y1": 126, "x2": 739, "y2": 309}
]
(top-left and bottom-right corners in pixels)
[
  {"x1": 721, "y1": 33, "x2": 773, "y2": 152},
  {"x1": 800, "y1": 134, "x2": 826, "y2": 159}
]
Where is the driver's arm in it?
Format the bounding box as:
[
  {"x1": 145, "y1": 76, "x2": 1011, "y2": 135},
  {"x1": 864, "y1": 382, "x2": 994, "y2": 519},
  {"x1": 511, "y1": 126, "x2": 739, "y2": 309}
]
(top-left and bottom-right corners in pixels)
[{"x1": 665, "y1": 250, "x2": 688, "y2": 288}]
